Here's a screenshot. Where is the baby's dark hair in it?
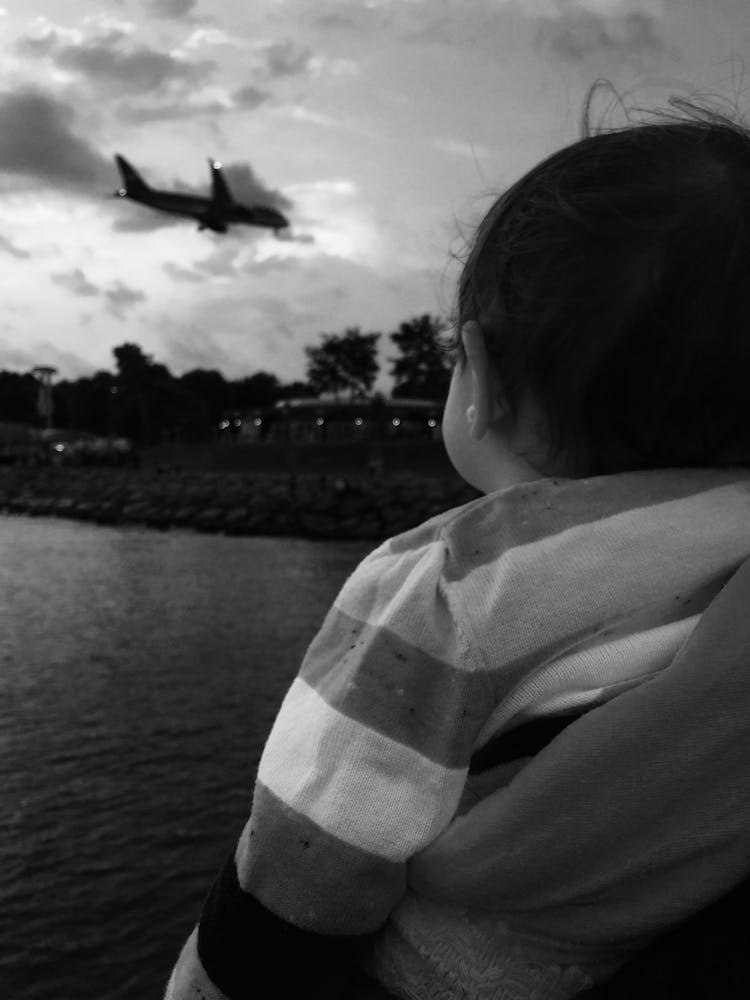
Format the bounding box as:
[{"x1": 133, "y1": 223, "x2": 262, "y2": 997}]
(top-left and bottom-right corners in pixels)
[{"x1": 445, "y1": 79, "x2": 750, "y2": 476}]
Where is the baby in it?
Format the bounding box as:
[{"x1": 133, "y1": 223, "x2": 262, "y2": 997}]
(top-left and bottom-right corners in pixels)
[{"x1": 165, "y1": 81, "x2": 750, "y2": 1000}]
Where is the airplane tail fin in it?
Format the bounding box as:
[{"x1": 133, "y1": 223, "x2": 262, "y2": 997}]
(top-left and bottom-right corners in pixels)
[
  {"x1": 114, "y1": 154, "x2": 150, "y2": 195},
  {"x1": 208, "y1": 158, "x2": 234, "y2": 206}
]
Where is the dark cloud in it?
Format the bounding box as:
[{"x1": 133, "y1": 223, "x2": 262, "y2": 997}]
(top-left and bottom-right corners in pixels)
[
  {"x1": 145, "y1": 0, "x2": 198, "y2": 18},
  {"x1": 0, "y1": 88, "x2": 112, "y2": 191},
  {"x1": 275, "y1": 229, "x2": 315, "y2": 246},
  {"x1": 233, "y1": 85, "x2": 270, "y2": 110},
  {"x1": 262, "y1": 41, "x2": 313, "y2": 78},
  {"x1": 116, "y1": 84, "x2": 269, "y2": 124},
  {"x1": 51, "y1": 268, "x2": 100, "y2": 297},
  {"x1": 106, "y1": 281, "x2": 147, "y2": 317},
  {"x1": 0, "y1": 234, "x2": 31, "y2": 259},
  {"x1": 60, "y1": 44, "x2": 212, "y2": 92},
  {"x1": 539, "y1": 9, "x2": 668, "y2": 63},
  {"x1": 220, "y1": 162, "x2": 293, "y2": 214},
  {"x1": 17, "y1": 25, "x2": 214, "y2": 95}
]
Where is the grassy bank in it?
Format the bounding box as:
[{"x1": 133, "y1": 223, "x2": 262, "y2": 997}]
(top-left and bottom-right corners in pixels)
[{"x1": 0, "y1": 462, "x2": 481, "y2": 542}]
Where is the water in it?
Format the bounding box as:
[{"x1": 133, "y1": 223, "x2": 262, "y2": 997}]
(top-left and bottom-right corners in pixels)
[{"x1": 0, "y1": 515, "x2": 372, "y2": 998}]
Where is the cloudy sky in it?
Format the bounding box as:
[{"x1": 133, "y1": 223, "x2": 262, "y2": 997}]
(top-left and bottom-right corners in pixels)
[{"x1": 0, "y1": 0, "x2": 747, "y2": 391}]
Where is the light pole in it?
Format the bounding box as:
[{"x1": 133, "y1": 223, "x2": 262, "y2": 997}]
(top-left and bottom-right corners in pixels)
[{"x1": 32, "y1": 366, "x2": 58, "y2": 432}]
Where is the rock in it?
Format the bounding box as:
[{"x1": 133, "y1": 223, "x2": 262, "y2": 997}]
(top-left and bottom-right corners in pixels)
[
  {"x1": 337, "y1": 493, "x2": 373, "y2": 518},
  {"x1": 119, "y1": 501, "x2": 151, "y2": 523},
  {"x1": 96, "y1": 502, "x2": 122, "y2": 525},
  {"x1": 0, "y1": 465, "x2": 474, "y2": 543},
  {"x1": 171, "y1": 506, "x2": 199, "y2": 527},
  {"x1": 339, "y1": 515, "x2": 383, "y2": 540},
  {"x1": 144, "y1": 508, "x2": 172, "y2": 530},
  {"x1": 26, "y1": 497, "x2": 55, "y2": 516},
  {"x1": 55, "y1": 497, "x2": 76, "y2": 514},
  {"x1": 193, "y1": 507, "x2": 226, "y2": 532},
  {"x1": 297, "y1": 512, "x2": 340, "y2": 538},
  {"x1": 7, "y1": 495, "x2": 31, "y2": 513}
]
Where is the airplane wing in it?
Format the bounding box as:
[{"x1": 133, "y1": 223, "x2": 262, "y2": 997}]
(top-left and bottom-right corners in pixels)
[{"x1": 209, "y1": 159, "x2": 234, "y2": 206}]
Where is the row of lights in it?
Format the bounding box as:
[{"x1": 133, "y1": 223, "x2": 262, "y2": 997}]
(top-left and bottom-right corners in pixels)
[{"x1": 219, "y1": 416, "x2": 438, "y2": 429}]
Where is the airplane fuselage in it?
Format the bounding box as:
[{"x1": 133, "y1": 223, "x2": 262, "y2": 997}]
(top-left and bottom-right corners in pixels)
[
  {"x1": 116, "y1": 189, "x2": 288, "y2": 233},
  {"x1": 113, "y1": 155, "x2": 290, "y2": 234}
]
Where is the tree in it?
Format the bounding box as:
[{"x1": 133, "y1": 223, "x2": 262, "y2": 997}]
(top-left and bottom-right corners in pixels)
[
  {"x1": 179, "y1": 369, "x2": 229, "y2": 438},
  {"x1": 112, "y1": 343, "x2": 178, "y2": 445},
  {"x1": 231, "y1": 371, "x2": 282, "y2": 410},
  {"x1": 304, "y1": 327, "x2": 380, "y2": 399},
  {"x1": 0, "y1": 371, "x2": 39, "y2": 424},
  {"x1": 276, "y1": 380, "x2": 317, "y2": 401},
  {"x1": 388, "y1": 313, "x2": 452, "y2": 400},
  {"x1": 113, "y1": 343, "x2": 154, "y2": 384},
  {"x1": 53, "y1": 371, "x2": 116, "y2": 435}
]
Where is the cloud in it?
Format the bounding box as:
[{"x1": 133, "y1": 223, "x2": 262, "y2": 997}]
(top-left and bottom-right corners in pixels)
[
  {"x1": 158, "y1": 321, "x2": 240, "y2": 375},
  {"x1": 112, "y1": 205, "x2": 185, "y2": 232},
  {"x1": 537, "y1": 7, "x2": 668, "y2": 63},
  {"x1": 259, "y1": 40, "x2": 313, "y2": 78},
  {"x1": 51, "y1": 268, "x2": 100, "y2": 296},
  {"x1": 219, "y1": 162, "x2": 293, "y2": 214},
  {"x1": 163, "y1": 262, "x2": 203, "y2": 282},
  {"x1": 0, "y1": 335, "x2": 96, "y2": 377},
  {"x1": 143, "y1": 0, "x2": 199, "y2": 18},
  {"x1": 233, "y1": 84, "x2": 270, "y2": 109},
  {"x1": 191, "y1": 242, "x2": 246, "y2": 277},
  {"x1": 116, "y1": 84, "x2": 269, "y2": 123},
  {"x1": 182, "y1": 28, "x2": 247, "y2": 50},
  {"x1": 280, "y1": 104, "x2": 339, "y2": 128},
  {"x1": 17, "y1": 20, "x2": 214, "y2": 95},
  {"x1": 0, "y1": 88, "x2": 112, "y2": 191},
  {"x1": 275, "y1": 230, "x2": 316, "y2": 246},
  {"x1": 0, "y1": 233, "x2": 31, "y2": 259},
  {"x1": 313, "y1": 12, "x2": 360, "y2": 31},
  {"x1": 60, "y1": 44, "x2": 212, "y2": 92},
  {"x1": 105, "y1": 281, "x2": 147, "y2": 317},
  {"x1": 308, "y1": 56, "x2": 359, "y2": 79}
]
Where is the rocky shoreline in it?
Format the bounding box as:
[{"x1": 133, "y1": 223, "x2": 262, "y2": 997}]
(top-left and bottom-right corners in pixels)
[{"x1": 0, "y1": 465, "x2": 481, "y2": 542}]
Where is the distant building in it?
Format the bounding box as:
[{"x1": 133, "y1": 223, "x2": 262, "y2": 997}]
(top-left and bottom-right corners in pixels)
[{"x1": 220, "y1": 395, "x2": 443, "y2": 444}]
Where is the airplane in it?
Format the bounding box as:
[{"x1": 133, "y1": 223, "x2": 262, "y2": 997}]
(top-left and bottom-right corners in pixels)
[{"x1": 112, "y1": 154, "x2": 290, "y2": 234}]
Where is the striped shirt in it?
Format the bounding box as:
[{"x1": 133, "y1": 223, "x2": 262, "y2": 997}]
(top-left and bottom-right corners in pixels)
[{"x1": 165, "y1": 467, "x2": 750, "y2": 1000}]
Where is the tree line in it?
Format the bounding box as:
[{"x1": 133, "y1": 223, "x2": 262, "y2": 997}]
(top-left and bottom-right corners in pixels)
[{"x1": 0, "y1": 314, "x2": 454, "y2": 445}]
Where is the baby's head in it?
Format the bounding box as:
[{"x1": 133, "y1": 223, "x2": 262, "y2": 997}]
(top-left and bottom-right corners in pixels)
[{"x1": 442, "y1": 81, "x2": 750, "y2": 489}]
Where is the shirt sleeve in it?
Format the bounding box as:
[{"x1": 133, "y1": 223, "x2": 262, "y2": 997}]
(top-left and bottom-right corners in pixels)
[{"x1": 163, "y1": 526, "x2": 492, "y2": 999}]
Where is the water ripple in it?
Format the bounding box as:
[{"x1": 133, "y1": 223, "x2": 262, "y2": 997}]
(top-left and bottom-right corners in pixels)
[{"x1": 0, "y1": 515, "x2": 370, "y2": 999}]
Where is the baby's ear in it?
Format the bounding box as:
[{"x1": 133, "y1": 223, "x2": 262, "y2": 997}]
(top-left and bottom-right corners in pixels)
[{"x1": 463, "y1": 322, "x2": 508, "y2": 437}]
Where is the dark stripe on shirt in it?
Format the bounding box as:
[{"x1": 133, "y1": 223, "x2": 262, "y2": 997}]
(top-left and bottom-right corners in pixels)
[
  {"x1": 299, "y1": 607, "x2": 488, "y2": 768},
  {"x1": 197, "y1": 852, "x2": 384, "y2": 1000}
]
